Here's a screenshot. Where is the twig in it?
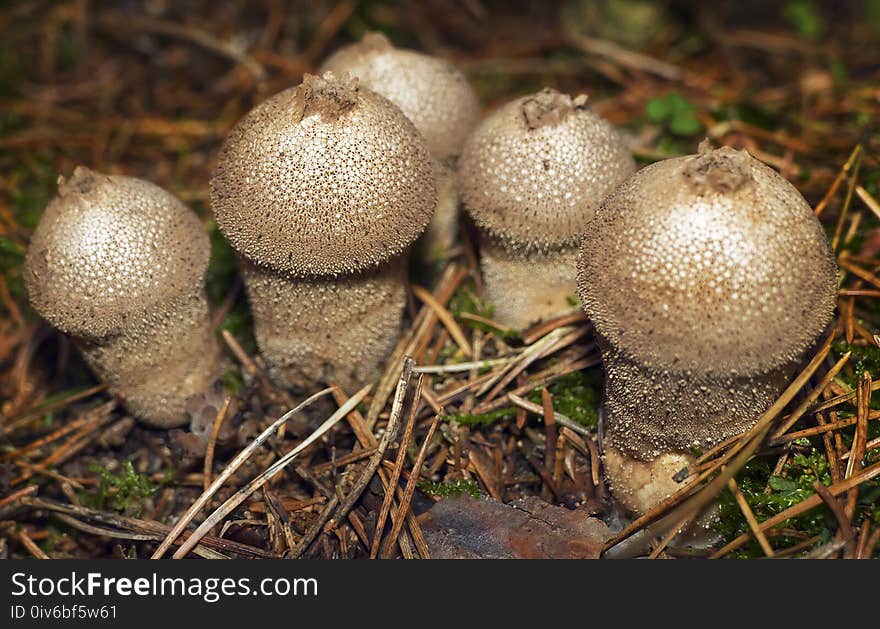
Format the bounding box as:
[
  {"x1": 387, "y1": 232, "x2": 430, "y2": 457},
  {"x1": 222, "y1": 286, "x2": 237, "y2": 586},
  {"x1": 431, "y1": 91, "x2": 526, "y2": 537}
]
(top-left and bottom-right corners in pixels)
[
  {"x1": 151, "y1": 387, "x2": 334, "y2": 559},
  {"x1": 412, "y1": 284, "x2": 472, "y2": 358},
  {"x1": 3, "y1": 384, "x2": 107, "y2": 430},
  {"x1": 507, "y1": 392, "x2": 592, "y2": 438},
  {"x1": 845, "y1": 371, "x2": 871, "y2": 521},
  {"x1": 221, "y1": 329, "x2": 293, "y2": 407},
  {"x1": 203, "y1": 397, "x2": 231, "y2": 491},
  {"x1": 370, "y1": 375, "x2": 423, "y2": 558},
  {"x1": 727, "y1": 477, "x2": 774, "y2": 557},
  {"x1": 565, "y1": 32, "x2": 685, "y2": 80},
  {"x1": 16, "y1": 529, "x2": 50, "y2": 559},
  {"x1": 380, "y1": 414, "x2": 441, "y2": 558},
  {"x1": 831, "y1": 147, "x2": 864, "y2": 251},
  {"x1": 413, "y1": 356, "x2": 515, "y2": 374},
  {"x1": 326, "y1": 358, "x2": 414, "y2": 531},
  {"x1": 0, "y1": 484, "x2": 38, "y2": 511},
  {"x1": 172, "y1": 385, "x2": 369, "y2": 559},
  {"x1": 812, "y1": 481, "x2": 856, "y2": 558},
  {"x1": 95, "y1": 13, "x2": 267, "y2": 81},
  {"x1": 53, "y1": 513, "x2": 227, "y2": 559},
  {"x1": 770, "y1": 350, "x2": 850, "y2": 438},
  {"x1": 19, "y1": 497, "x2": 275, "y2": 558}
]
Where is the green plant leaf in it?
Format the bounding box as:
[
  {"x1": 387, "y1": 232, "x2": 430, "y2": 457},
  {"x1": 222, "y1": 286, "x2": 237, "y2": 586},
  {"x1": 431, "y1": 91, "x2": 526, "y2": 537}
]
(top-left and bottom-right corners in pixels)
[
  {"x1": 783, "y1": 1, "x2": 824, "y2": 40},
  {"x1": 669, "y1": 110, "x2": 702, "y2": 136},
  {"x1": 768, "y1": 476, "x2": 798, "y2": 492},
  {"x1": 645, "y1": 96, "x2": 671, "y2": 123}
]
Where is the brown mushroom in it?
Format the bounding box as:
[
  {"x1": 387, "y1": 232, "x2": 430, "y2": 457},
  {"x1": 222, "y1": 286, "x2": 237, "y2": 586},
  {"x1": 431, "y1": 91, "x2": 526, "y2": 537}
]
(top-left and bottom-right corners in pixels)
[
  {"x1": 577, "y1": 142, "x2": 838, "y2": 516},
  {"x1": 210, "y1": 72, "x2": 436, "y2": 391},
  {"x1": 24, "y1": 167, "x2": 223, "y2": 428},
  {"x1": 320, "y1": 32, "x2": 478, "y2": 260},
  {"x1": 459, "y1": 87, "x2": 635, "y2": 329}
]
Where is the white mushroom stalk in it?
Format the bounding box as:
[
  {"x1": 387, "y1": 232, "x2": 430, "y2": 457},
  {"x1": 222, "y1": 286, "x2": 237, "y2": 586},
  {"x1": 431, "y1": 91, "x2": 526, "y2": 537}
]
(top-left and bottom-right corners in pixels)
[
  {"x1": 577, "y1": 142, "x2": 839, "y2": 517},
  {"x1": 459, "y1": 87, "x2": 635, "y2": 330},
  {"x1": 24, "y1": 167, "x2": 223, "y2": 428},
  {"x1": 210, "y1": 72, "x2": 437, "y2": 392}
]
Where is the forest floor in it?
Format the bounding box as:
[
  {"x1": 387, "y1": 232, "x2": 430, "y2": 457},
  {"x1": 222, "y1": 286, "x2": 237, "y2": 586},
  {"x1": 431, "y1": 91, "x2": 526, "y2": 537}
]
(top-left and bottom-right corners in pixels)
[{"x1": 1, "y1": 0, "x2": 880, "y2": 559}]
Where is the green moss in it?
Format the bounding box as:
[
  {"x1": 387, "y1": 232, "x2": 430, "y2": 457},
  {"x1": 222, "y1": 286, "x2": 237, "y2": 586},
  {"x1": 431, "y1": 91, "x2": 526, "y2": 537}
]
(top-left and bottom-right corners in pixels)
[
  {"x1": 715, "y1": 450, "x2": 837, "y2": 557},
  {"x1": 220, "y1": 369, "x2": 245, "y2": 396},
  {"x1": 1, "y1": 156, "x2": 56, "y2": 301},
  {"x1": 39, "y1": 525, "x2": 65, "y2": 554},
  {"x1": 418, "y1": 478, "x2": 481, "y2": 498},
  {"x1": 832, "y1": 342, "x2": 880, "y2": 401},
  {"x1": 205, "y1": 221, "x2": 256, "y2": 353},
  {"x1": 449, "y1": 280, "x2": 518, "y2": 339},
  {"x1": 445, "y1": 407, "x2": 516, "y2": 427},
  {"x1": 81, "y1": 460, "x2": 165, "y2": 516},
  {"x1": 527, "y1": 370, "x2": 602, "y2": 428}
]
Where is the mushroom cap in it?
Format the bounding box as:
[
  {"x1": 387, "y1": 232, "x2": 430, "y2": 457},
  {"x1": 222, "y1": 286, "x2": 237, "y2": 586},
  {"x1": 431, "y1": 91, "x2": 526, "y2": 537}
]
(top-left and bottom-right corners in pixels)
[
  {"x1": 320, "y1": 32, "x2": 479, "y2": 160},
  {"x1": 458, "y1": 87, "x2": 635, "y2": 251},
  {"x1": 578, "y1": 144, "x2": 838, "y2": 375},
  {"x1": 210, "y1": 72, "x2": 437, "y2": 277},
  {"x1": 24, "y1": 167, "x2": 210, "y2": 339}
]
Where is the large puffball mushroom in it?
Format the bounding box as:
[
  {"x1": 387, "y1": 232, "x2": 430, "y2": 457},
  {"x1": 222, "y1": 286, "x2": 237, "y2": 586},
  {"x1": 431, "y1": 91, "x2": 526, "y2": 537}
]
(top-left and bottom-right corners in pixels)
[
  {"x1": 210, "y1": 72, "x2": 436, "y2": 391},
  {"x1": 320, "y1": 32, "x2": 479, "y2": 260},
  {"x1": 577, "y1": 142, "x2": 838, "y2": 517},
  {"x1": 24, "y1": 167, "x2": 223, "y2": 428},
  {"x1": 459, "y1": 87, "x2": 635, "y2": 330}
]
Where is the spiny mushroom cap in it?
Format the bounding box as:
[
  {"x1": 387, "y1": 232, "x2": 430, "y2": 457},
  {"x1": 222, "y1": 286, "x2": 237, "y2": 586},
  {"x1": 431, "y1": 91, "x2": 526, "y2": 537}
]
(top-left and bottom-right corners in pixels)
[
  {"x1": 458, "y1": 87, "x2": 635, "y2": 252},
  {"x1": 210, "y1": 72, "x2": 437, "y2": 277},
  {"x1": 320, "y1": 32, "x2": 479, "y2": 160},
  {"x1": 578, "y1": 144, "x2": 838, "y2": 375},
  {"x1": 24, "y1": 167, "x2": 210, "y2": 339}
]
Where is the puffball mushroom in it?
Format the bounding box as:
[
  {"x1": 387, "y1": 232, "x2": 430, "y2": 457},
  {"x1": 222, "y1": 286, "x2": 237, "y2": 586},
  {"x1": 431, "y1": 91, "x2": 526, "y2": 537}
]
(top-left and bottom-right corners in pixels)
[
  {"x1": 577, "y1": 142, "x2": 838, "y2": 517},
  {"x1": 459, "y1": 87, "x2": 635, "y2": 330},
  {"x1": 210, "y1": 72, "x2": 436, "y2": 391},
  {"x1": 320, "y1": 32, "x2": 478, "y2": 161},
  {"x1": 24, "y1": 167, "x2": 223, "y2": 428},
  {"x1": 320, "y1": 32, "x2": 478, "y2": 258}
]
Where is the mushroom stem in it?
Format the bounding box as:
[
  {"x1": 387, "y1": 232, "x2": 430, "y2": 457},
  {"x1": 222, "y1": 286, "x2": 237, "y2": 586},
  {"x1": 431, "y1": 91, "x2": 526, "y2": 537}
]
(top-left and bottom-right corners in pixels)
[
  {"x1": 420, "y1": 159, "x2": 460, "y2": 262},
  {"x1": 479, "y1": 236, "x2": 580, "y2": 330},
  {"x1": 598, "y1": 344, "x2": 798, "y2": 517},
  {"x1": 600, "y1": 346, "x2": 797, "y2": 462},
  {"x1": 243, "y1": 259, "x2": 408, "y2": 392},
  {"x1": 78, "y1": 293, "x2": 222, "y2": 427}
]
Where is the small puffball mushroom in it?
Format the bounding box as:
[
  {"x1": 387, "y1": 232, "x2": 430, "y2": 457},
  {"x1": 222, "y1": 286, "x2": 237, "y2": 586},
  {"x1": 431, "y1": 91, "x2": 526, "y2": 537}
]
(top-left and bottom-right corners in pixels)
[
  {"x1": 321, "y1": 32, "x2": 479, "y2": 259},
  {"x1": 24, "y1": 167, "x2": 223, "y2": 428},
  {"x1": 459, "y1": 87, "x2": 635, "y2": 330},
  {"x1": 210, "y1": 72, "x2": 436, "y2": 391},
  {"x1": 320, "y1": 32, "x2": 478, "y2": 161},
  {"x1": 577, "y1": 142, "x2": 838, "y2": 517}
]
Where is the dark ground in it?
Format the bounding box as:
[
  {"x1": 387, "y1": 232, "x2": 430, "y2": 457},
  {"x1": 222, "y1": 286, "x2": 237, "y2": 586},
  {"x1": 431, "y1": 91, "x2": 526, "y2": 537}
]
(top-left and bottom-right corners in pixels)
[{"x1": 1, "y1": 0, "x2": 880, "y2": 559}]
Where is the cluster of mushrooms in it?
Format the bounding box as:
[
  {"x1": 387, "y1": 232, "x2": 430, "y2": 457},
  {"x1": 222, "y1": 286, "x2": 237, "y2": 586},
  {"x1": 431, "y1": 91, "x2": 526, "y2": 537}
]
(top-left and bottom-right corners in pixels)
[{"x1": 23, "y1": 32, "x2": 838, "y2": 525}]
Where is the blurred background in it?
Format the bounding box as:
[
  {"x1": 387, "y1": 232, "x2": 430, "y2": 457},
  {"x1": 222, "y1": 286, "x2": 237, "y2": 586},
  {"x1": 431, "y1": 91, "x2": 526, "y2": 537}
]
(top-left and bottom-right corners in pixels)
[
  {"x1": 1, "y1": 0, "x2": 880, "y2": 559},
  {"x1": 2, "y1": 0, "x2": 880, "y2": 409}
]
